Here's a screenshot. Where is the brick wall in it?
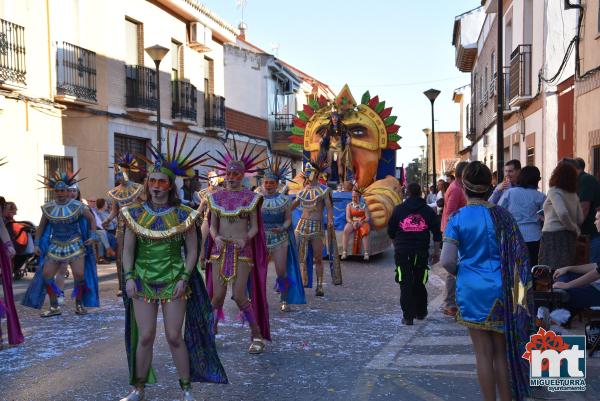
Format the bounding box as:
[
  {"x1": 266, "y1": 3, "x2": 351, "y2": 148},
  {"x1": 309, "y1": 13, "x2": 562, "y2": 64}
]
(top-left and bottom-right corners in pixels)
[{"x1": 225, "y1": 108, "x2": 268, "y2": 139}]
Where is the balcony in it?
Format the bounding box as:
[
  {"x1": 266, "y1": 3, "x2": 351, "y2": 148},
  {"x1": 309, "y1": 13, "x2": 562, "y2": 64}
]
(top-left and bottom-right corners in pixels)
[
  {"x1": 509, "y1": 45, "x2": 532, "y2": 107},
  {"x1": 172, "y1": 80, "x2": 197, "y2": 124},
  {"x1": 125, "y1": 65, "x2": 157, "y2": 113},
  {"x1": 0, "y1": 18, "x2": 26, "y2": 88},
  {"x1": 503, "y1": 67, "x2": 511, "y2": 114},
  {"x1": 56, "y1": 42, "x2": 96, "y2": 104},
  {"x1": 271, "y1": 113, "x2": 298, "y2": 154},
  {"x1": 204, "y1": 94, "x2": 225, "y2": 130},
  {"x1": 273, "y1": 113, "x2": 294, "y2": 132}
]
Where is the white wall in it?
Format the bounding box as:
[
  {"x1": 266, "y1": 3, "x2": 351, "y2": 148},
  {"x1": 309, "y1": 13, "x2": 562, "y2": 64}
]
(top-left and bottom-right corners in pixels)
[{"x1": 224, "y1": 45, "x2": 269, "y2": 118}]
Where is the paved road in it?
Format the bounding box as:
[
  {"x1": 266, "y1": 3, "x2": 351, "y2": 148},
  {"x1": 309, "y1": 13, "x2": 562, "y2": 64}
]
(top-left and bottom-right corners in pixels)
[{"x1": 1, "y1": 251, "x2": 599, "y2": 401}]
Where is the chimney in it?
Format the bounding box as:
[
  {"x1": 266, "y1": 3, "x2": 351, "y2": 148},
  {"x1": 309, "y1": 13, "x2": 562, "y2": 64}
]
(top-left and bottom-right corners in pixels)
[{"x1": 238, "y1": 21, "x2": 247, "y2": 40}]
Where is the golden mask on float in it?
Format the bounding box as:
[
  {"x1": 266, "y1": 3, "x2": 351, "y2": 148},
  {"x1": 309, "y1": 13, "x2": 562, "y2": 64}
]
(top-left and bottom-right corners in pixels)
[{"x1": 288, "y1": 85, "x2": 402, "y2": 229}]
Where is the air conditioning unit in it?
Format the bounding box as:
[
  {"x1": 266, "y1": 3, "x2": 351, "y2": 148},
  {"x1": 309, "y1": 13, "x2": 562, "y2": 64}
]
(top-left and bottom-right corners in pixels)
[{"x1": 188, "y1": 22, "x2": 211, "y2": 53}]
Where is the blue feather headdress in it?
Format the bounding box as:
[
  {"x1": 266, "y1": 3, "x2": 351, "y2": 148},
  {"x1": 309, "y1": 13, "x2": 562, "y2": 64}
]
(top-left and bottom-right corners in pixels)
[
  {"x1": 38, "y1": 169, "x2": 85, "y2": 190},
  {"x1": 263, "y1": 155, "x2": 293, "y2": 183}
]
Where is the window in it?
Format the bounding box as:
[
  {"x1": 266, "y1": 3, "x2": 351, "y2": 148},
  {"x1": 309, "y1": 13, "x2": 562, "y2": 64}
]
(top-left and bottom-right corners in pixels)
[
  {"x1": 44, "y1": 155, "x2": 74, "y2": 202},
  {"x1": 512, "y1": 142, "x2": 520, "y2": 160},
  {"x1": 171, "y1": 40, "x2": 182, "y2": 80},
  {"x1": 114, "y1": 134, "x2": 148, "y2": 183},
  {"x1": 491, "y1": 51, "x2": 496, "y2": 78},
  {"x1": 204, "y1": 57, "x2": 214, "y2": 95},
  {"x1": 593, "y1": 146, "x2": 600, "y2": 180},
  {"x1": 482, "y1": 65, "x2": 488, "y2": 105},
  {"x1": 125, "y1": 18, "x2": 142, "y2": 65},
  {"x1": 504, "y1": 147, "x2": 510, "y2": 163},
  {"x1": 527, "y1": 147, "x2": 535, "y2": 166}
]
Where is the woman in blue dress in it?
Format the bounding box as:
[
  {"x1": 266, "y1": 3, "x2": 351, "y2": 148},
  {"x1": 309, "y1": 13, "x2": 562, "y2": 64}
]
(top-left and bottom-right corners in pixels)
[{"x1": 441, "y1": 161, "x2": 533, "y2": 401}]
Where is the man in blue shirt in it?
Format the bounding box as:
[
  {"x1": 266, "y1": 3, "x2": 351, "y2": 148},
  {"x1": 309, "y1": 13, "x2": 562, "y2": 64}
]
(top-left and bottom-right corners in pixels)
[{"x1": 489, "y1": 159, "x2": 521, "y2": 204}]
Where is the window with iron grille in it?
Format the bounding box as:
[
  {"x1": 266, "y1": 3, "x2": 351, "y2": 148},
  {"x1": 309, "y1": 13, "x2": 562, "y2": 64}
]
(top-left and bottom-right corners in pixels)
[
  {"x1": 593, "y1": 146, "x2": 600, "y2": 180},
  {"x1": 0, "y1": 18, "x2": 27, "y2": 86},
  {"x1": 114, "y1": 134, "x2": 148, "y2": 183},
  {"x1": 527, "y1": 146, "x2": 535, "y2": 166},
  {"x1": 44, "y1": 155, "x2": 74, "y2": 202}
]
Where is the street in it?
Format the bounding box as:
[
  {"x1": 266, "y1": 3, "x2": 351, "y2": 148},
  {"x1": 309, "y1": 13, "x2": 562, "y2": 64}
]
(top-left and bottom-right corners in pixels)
[{"x1": 1, "y1": 250, "x2": 599, "y2": 401}]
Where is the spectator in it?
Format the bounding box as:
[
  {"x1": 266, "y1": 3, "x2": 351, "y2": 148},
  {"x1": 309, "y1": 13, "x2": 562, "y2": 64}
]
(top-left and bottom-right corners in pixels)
[
  {"x1": 446, "y1": 174, "x2": 455, "y2": 184},
  {"x1": 441, "y1": 161, "x2": 532, "y2": 401},
  {"x1": 539, "y1": 162, "x2": 584, "y2": 269},
  {"x1": 434, "y1": 179, "x2": 447, "y2": 216},
  {"x1": 178, "y1": 178, "x2": 198, "y2": 208},
  {"x1": 3, "y1": 202, "x2": 34, "y2": 274},
  {"x1": 440, "y1": 160, "x2": 469, "y2": 317},
  {"x1": 552, "y1": 209, "x2": 600, "y2": 311},
  {"x1": 387, "y1": 182, "x2": 441, "y2": 325},
  {"x1": 498, "y1": 166, "x2": 546, "y2": 266},
  {"x1": 426, "y1": 185, "x2": 437, "y2": 207},
  {"x1": 574, "y1": 157, "x2": 600, "y2": 265},
  {"x1": 91, "y1": 198, "x2": 115, "y2": 263},
  {"x1": 489, "y1": 159, "x2": 521, "y2": 204}
]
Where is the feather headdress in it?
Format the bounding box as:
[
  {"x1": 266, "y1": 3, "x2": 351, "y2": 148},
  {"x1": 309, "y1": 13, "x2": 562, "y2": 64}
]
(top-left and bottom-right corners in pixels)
[
  {"x1": 207, "y1": 137, "x2": 267, "y2": 176},
  {"x1": 114, "y1": 152, "x2": 141, "y2": 172},
  {"x1": 38, "y1": 169, "x2": 85, "y2": 190},
  {"x1": 138, "y1": 131, "x2": 210, "y2": 179},
  {"x1": 262, "y1": 155, "x2": 293, "y2": 183}
]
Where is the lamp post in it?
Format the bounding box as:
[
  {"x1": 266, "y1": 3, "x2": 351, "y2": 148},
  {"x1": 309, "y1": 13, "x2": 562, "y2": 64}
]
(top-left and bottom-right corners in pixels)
[
  {"x1": 145, "y1": 45, "x2": 170, "y2": 154},
  {"x1": 422, "y1": 128, "x2": 431, "y2": 189},
  {"x1": 423, "y1": 89, "x2": 440, "y2": 188},
  {"x1": 419, "y1": 145, "x2": 425, "y2": 188}
]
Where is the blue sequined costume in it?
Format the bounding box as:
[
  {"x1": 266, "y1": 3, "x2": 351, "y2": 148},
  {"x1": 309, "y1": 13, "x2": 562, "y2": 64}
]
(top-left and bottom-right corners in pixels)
[
  {"x1": 261, "y1": 193, "x2": 306, "y2": 305},
  {"x1": 443, "y1": 204, "x2": 504, "y2": 332}
]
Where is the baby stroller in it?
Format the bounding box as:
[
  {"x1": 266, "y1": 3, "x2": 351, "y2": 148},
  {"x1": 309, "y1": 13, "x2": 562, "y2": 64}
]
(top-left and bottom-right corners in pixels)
[{"x1": 6, "y1": 220, "x2": 36, "y2": 280}]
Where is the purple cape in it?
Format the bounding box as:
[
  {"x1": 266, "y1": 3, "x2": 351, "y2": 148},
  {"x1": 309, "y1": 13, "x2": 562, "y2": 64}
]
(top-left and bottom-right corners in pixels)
[
  {"x1": 206, "y1": 191, "x2": 271, "y2": 341},
  {"x1": 1, "y1": 241, "x2": 24, "y2": 345}
]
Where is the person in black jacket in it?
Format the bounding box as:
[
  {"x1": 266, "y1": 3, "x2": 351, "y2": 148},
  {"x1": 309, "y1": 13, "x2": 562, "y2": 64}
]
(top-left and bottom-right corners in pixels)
[{"x1": 387, "y1": 182, "x2": 441, "y2": 325}]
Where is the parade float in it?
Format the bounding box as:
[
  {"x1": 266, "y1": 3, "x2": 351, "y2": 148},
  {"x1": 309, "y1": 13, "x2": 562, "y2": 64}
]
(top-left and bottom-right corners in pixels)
[{"x1": 287, "y1": 85, "x2": 403, "y2": 256}]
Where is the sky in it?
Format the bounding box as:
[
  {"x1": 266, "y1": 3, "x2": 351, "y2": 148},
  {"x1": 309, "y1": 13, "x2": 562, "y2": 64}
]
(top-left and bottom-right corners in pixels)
[{"x1": 202, "y1": 0, "x2": 482, "y2": 166}]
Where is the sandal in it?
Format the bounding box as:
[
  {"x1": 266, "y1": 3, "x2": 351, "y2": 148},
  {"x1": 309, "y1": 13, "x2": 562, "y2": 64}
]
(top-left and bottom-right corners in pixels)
[
  {"x1": 341, "y1": 251, "x2": 347, "y2": 260},
  {"x1": 363, "y1": 252, "x2": 369, "y2": 261},
  {"x1": 248, "y1": 338, "x2": 265, "y2": 354}
]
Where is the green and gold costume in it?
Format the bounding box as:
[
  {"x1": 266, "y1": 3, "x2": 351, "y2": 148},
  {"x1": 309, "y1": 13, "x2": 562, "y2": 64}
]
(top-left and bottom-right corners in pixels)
[{"x1": 121, "y1": 202, "x2": 199, "y2": 303}]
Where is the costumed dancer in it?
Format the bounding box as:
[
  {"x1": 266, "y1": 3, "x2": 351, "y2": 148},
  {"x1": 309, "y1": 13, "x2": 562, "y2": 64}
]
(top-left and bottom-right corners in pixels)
[
  {"x1": 196, "y1": 171, "x2": 222, "y2": 270},
  {"x1": 292, "y1": 159, "x2": 342, "y2": 296},
  {"x1": 341, "y1": 188, "x2": 371, "y2": 261},
  {"x1": 103, "y1": 153, "x2": 144, "y2": 296},
  {"x1": 0, "y1": 157, "x2": 24, "y2": 348},
  {"x1": 260, "y1": 156, "x2": 306, "y2": 312},
  {"x1": 205, "y1": 141, "x2": 270, "y2": 354},
  {"x1": 119, "y1": 133, "x2": 227, "y2": 401},
  {"x1": 22, "y1": 170, "x2": 99, "y2": 317}
]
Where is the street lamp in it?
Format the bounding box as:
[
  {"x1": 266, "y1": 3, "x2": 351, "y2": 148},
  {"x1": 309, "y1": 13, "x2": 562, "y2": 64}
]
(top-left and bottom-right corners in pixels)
[
  {"x1": 423, "y1": 89, "x2": 440, "y2": 188},
  {"x1": 419, "y1": 145, "x2": 425, "y2": 188},
  {"x1": 145, "y1": 44, "x2": 170, "y2": 154},
  {"x1": 422, "y1": 128, "x2": 431, "y2": 188}
]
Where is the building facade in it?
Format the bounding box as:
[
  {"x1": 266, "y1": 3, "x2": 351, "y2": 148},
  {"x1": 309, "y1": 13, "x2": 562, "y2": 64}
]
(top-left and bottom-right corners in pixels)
[{"x1": 574, "y1": 0, "x2": 600, "y2": 180}]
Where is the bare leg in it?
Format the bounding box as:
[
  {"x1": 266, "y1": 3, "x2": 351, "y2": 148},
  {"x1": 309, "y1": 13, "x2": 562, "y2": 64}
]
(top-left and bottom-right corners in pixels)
[
  {"x1": 491, "y1": 332, "x2": 511, "y2": 401},
  {"x1": 361, "y1": 232, "x2": 369, "y2": 258},
  {"x1": 272, "y1": 244, "x2": 288, "y2": 308},
  {"x1": 132, "y1": 299, "x2": 159, "y2": 384},
  {"x1": 55, "y1": 264, "x2": 68, "y2": 291},
  {"x1": 311, "y1": 237, "x2": 324, "y2": 295},
  {"x1": 468, "y1": 328, "x2": 497, "y2": 401},
  {"x1": 210, "y1": 267, "x2": 227, "y2": 335},
  {"x1": 199, "y1": 220, "x2": 210, "y2": 269},
  {"x1": 342, "y1": 224, "x2": 354, "y2": 256},
  {"x1": 162, "y1": 298, "x2": 190, "y2": 380},
  {"x1": 70, "y1": 257, "x2": 85, "y2": 281},
  {"x1": 232, "y1": 263, "x2": 261, "y2": 339}
]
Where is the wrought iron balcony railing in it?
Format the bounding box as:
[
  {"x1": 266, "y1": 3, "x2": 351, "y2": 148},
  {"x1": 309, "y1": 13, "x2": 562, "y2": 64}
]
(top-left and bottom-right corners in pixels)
[
  {"x1": 0, "y1": 18, "x2": 26, "y2": 86},
  {"x1": 204, "y1": 94, "x2": 225, "y2": 129},
  {"x1": 273, "y1": 113, "x2": 294, "y2": 131},
  {"x1": 172, "y1": 80, "x2": 197, "y2": 122},
  {"x1": 56, "y1": 42, "x2": 97, "y2": 102},
  {"x1": 509, "y1": 44, "x2": 532, "y2": 105},
  {"x1": 125, "y1": 65, "x2": 157, "y2": 111},
  {"x1": 503, "y1": 67, "x2": 511, "y2": 112}
]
